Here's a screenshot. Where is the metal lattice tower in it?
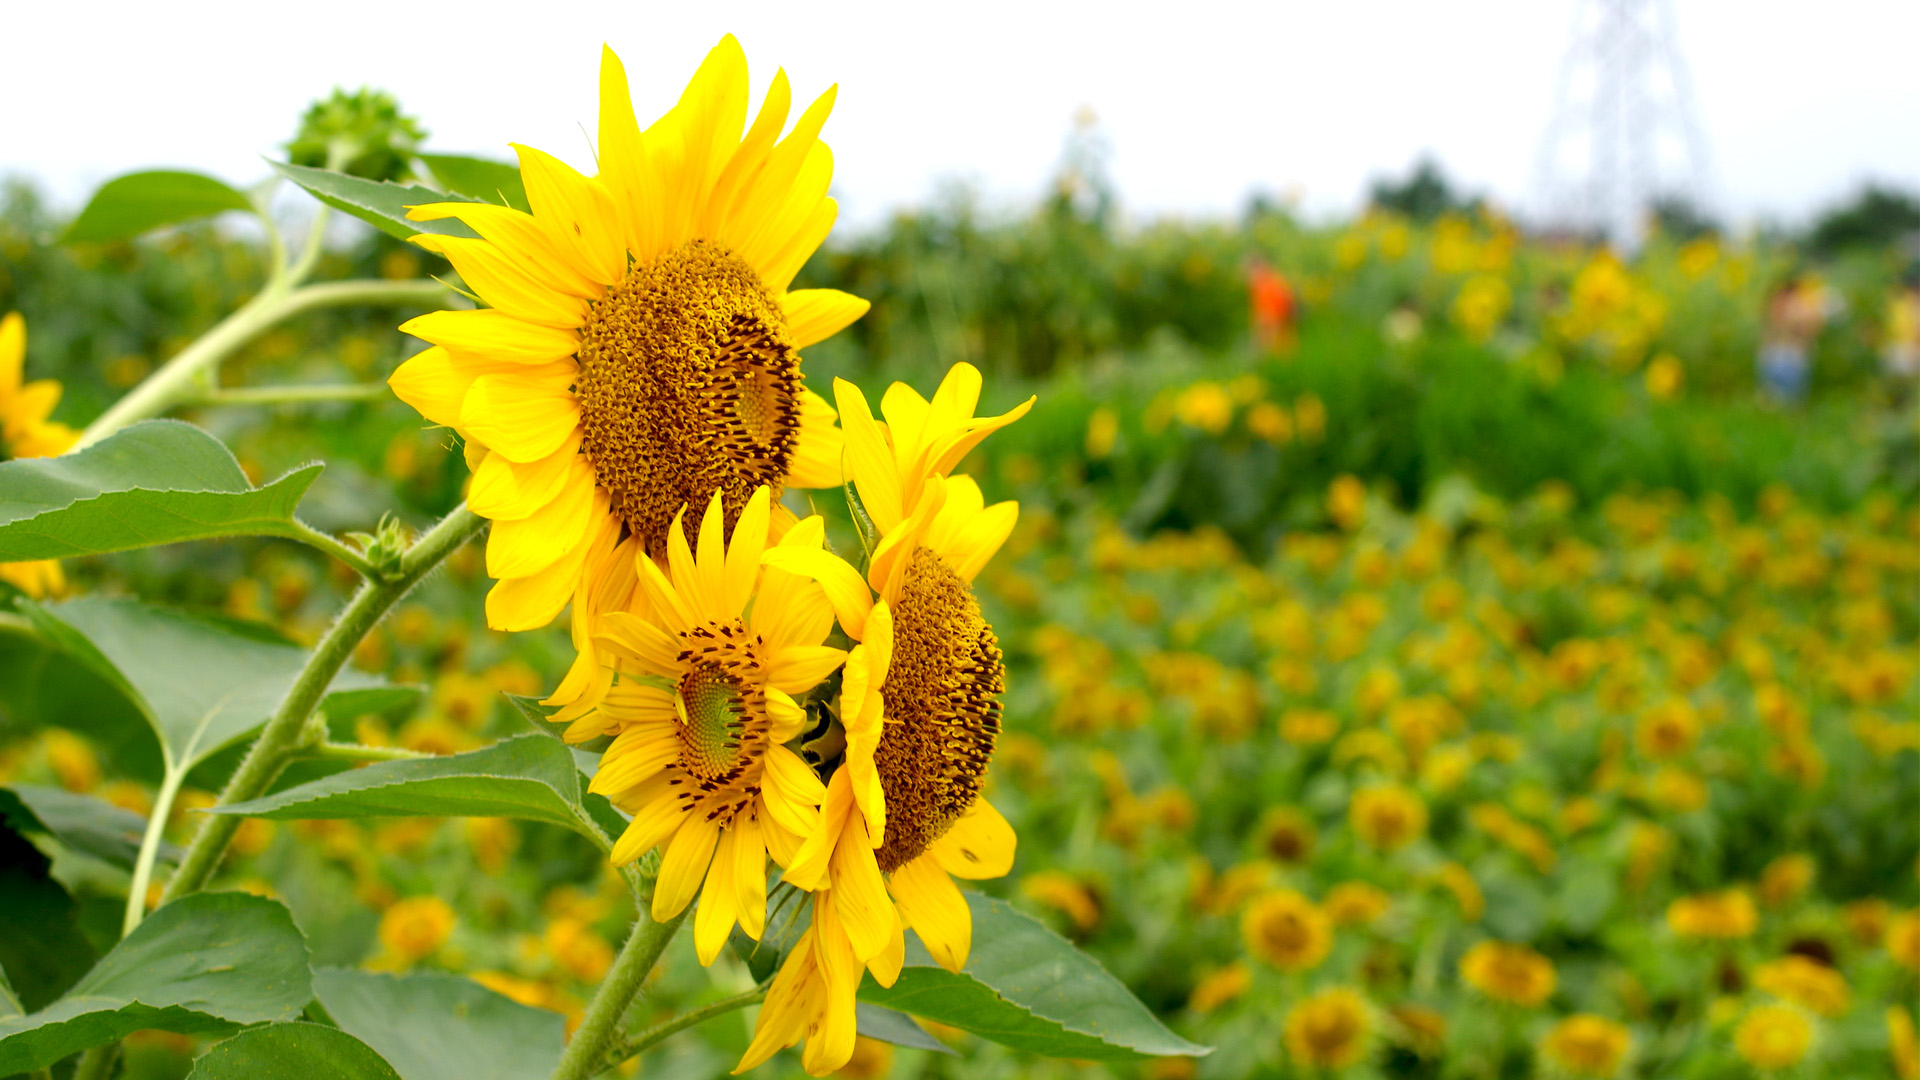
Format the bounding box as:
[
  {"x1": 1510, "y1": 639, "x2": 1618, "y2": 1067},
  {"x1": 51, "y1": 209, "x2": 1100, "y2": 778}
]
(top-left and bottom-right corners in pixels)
[{"x1": 1532, "y1": 0, "x2": 1714, "y2": 249}]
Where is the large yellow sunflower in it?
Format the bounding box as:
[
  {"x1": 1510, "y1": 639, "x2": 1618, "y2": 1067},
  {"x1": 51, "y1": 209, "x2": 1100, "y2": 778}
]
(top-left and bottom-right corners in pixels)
[
  {"x1": 0, "y1": 312, "x2": 78, "y2": 597},
  {"x1": 740, "y1": 364, "x2": 1029, "y2": 1074},
  {"x1": 576, "y1": 486, "x2": 856, "y2": 966},
  {"x1": 387, "y1": 37, "x2": 868, "y2": 632}
]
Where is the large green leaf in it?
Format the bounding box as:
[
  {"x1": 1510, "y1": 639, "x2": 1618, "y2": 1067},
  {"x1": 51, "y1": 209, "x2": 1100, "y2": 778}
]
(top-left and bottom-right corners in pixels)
[
  {"x1": 270, "y1": 161, "x2": 478, "y2": 241},
  {"x1": 418, "y1": 154, "x2": 529, "y2": 213},
  {"x1": 856, "y1": 893, "x2": 1209, "y2": 1061},
  {"x1": 312, "y1": 969, "x2": 563, "y2": 1080},
  {"x1": 212, "y1": 734, "x2": 612, "y2": 846},
  {"x1": 0, "y1": 824, "x2": 96, "y2": 1013},
  {"x1": 0, "y1": 892, "x2": 311, "y2": 1074},
  {"x1": 187, "y1": 1022, "x2": 401, "y2": 1080},
  {"x1": 22, "y1": 596, "x2": 385, "y2": 774},
  {"x1": 0, "y1": 420, "x2": 322, "y2": 561},
  {"x1": 63, "y1": 171, "x2": 254, "y2": 244},
  {"x1": 856, "y1": 1003, "x2": 955, "y2": 1055},
  {"x1": 0, "y1": 618, "x2": 160, "y2": 781},
  {"x1": 0, "y1": 783, "x2": 179, "y2": 871}
]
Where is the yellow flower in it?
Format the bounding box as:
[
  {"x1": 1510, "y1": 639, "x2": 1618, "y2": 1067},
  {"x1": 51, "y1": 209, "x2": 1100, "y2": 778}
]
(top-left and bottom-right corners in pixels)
[
  {"x1": 1242, "y1": 889, "x2": 1332, "y2": 972},
  {"x1": 1246, "y1": 401, "x2": 1292, "y2": 444},
  {"x1": 742, "y1": 365, "x2": 1028, "y2": 1076},
  {"x1": 1187, "y1": 961, "x2": 1251, "y2": 1014},
  {"x1": 1753, "y1": 956, "x2": 1850, "y2": 1017},
  {"x1": 1279, "y1": 707, "x2": 1339, "y2": 745},
  {"x1": 1328, "y1": 474, "x2": 1367, "y2": 531},
  {"x1": 1891, "y1": 1006, "x2": 1919, "y2": 1080},
  {"x1": 42, "y1": 730, "x2": 101, "y2": 793},
  {"x1": 1324, "y1": 881, "x2": 1391, "y2": 927},
  {"x1": 543, "y1": 916, "x2": 614, "y2": 983},
  {"x1": 1438, "y1": 862, "x2": 1484, "y2": 920},
  {"x1": 378, "y1": 895, "x2": 455, "y2": 967},
  {"x1": 1541, "y1": 1014, "x2": 1632, "y2": 1077},
  {"x1": 1021, "y1": 871, "x2": 1102, "y2": 932},
  {"x1": 1284, "y1": 987, "x2": 1372, "y2": 1069},
  {"x1": 1256, "y1": 806, "x2": 1316, "y2": 865},
  {"x1": 1349, "y1": 784, "x2": 1427, "y2": 852},
  {"x1": 1758, "y1": 854, "x2": 1815, "y2": 908},
  {"x1": 1888, "y1": 910, "x2": 1920, "y2": 971},
  {"x1": 1084, "y1": 405, "x2": 1119, "y2": 459},
  {"x1": 1174, "y1": 381, "x2": 1233, "y2": 434},
  {"x1": 1734, "y1": 1004, "x2": 1813, "y2": 1070},
  {"x1": 386, "y1": 39, "x2": 867, "y2": 632},
  {"x1": 1667, "y1": 889, "x2": 1758, "y2": 940},
  {"x1": 1644, "y1": 353, "x2": 1684, "y2": 399},
  {"x1": 0, "y1": 313, "x2": 79, "y2": 598},
  {"x1": 1451, "y1": 274, "x2": 1511, "y2": 342},
  {"x1": 1459, "y1": 940, "x2": 1556, "y2": 1007},
  {"x1": 572, "y1": 487, "x2": 842, "y2": 964},
  {"x1": 1634, "y1": 698, "x2": 1699, "y2": 759}
]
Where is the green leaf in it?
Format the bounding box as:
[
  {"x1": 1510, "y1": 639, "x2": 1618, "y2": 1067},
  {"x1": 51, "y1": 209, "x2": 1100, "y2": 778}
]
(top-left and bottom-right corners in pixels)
[
  {"x1": 856, "y1": 1003, "x2": 956, "y2": 1055},
  {"x1": 0, "y1": 783, "x2": 179, "y2": 871},
  {"x1": 63, "y1": 170, "x2": 253, "y2": 244},
  {"x1": 0, "y1": 892, "x2": 312, "y2": 1074},
  {"x1": 418, "y1": 154, "x2": 529, "y2": 213},
  {"x1": 856, "y1": 893, "x2": 1208, "y2": 1061},
  {"x1": 270, "y1": 160, "x2": 478, "y2": 241},
  {"x1": 312, "y1": 969, "x2": 564, "y2": 1080},
  {"x1": 0, "y1": 823, "x2": 96, "y2": 1013},
  {"x1": 22, "y1": 596, "x2": 386, "y2": 773},
  {"x1": 0, "y1": 420, "x2": 322, "y2": 561},
  {"x1": 187, "y1": 1022, "x2": 401, "y2": 1080},
  {"x1": 0, "y1": 965, "x2": 21, "y2": 1021},
  {"x1": 211, "y1": 734, "x2": 611, "y2": 845}
]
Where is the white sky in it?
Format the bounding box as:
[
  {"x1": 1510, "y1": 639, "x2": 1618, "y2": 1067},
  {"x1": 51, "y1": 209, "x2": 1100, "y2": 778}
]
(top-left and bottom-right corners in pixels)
[{"x1": 4, "y1": 0, "x2": 1916, "y2": 231}]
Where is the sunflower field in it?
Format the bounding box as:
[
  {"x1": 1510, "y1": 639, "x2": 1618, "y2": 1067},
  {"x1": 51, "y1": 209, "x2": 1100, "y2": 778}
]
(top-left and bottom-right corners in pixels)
[{"x1": 2, "y1": 37, "x2": 1917, "y2": 1080}]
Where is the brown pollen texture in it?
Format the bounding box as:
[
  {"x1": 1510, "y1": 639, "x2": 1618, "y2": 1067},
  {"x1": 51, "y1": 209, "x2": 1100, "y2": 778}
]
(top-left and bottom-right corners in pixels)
[
  {"x1": 575, "y1": 239, "x2": 801, "y2": 554},
  {"x1": 873, "y1": 547, "x2": 1005, "y2": 873}
]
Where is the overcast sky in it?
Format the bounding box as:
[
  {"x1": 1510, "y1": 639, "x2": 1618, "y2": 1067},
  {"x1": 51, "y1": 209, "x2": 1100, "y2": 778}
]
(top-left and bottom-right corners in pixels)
[{"x1": 4, "y1": 0, "x2": 1916, "y2": 232}]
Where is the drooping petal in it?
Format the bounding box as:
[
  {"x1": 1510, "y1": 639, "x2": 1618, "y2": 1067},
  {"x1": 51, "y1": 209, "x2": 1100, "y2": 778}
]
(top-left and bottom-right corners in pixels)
[
  {"x1": 928, "y1": 797, "x2": 1017, "y2": 880},
  {"x1": 652, "y1": 810, "x2": 721, "y2": 920},
  {"x1": 694, "y1": 828, "x2": 740, "y2": 965},
  {"x1": 832, "y1": 377, "x2": 902, "y2": 532},
  {"x1": 888, "y1": 853, "x2": 971, "y2": 973},
  {"x1": 467, "y1": 432, "x2": 581, "y2": 520},
  {"x1": 460, "y1": 369, "x2": 581, "y2": 463},
  {"x1": 759, "y1": 546, "x2": 872, "y2": 641},
  {"x1": 485, "y1": 456, "x2": 594, "y2": 578}
]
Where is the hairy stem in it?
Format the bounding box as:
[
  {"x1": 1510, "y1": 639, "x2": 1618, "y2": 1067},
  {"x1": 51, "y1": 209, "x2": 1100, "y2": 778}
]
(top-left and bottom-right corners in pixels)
[
  {"x1": 549, "y1": 907, "x2": 691, "y2": 1080},
  {"x1": 284, "y1": 518, "x2": 382, "y2": 578},
  {"x1": 73, "y1": 278, "x2": 449, "y2": 449},
  {"x1": 160, "y1": 505, "x2": 484, "y2": 902},
  {"x1": 604, "y1": 985, "x2": 768, "y2": 1073},
  {"x1": 121, "y1": 764, "x2": 187, "y2": 937},
  {"x1": 304, "y1": 741, "x2": 434, "y2": 763}
]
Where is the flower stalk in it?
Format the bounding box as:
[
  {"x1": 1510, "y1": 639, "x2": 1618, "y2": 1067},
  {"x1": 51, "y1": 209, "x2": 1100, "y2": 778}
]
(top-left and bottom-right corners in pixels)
[{"x1": 548, "y1": 907, "x2": 692, "y2": 1080}]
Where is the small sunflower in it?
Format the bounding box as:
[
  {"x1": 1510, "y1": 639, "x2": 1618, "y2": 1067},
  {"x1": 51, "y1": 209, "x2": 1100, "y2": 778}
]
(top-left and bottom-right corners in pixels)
[
  {"x1": 1242, "y1": 889, "x2": 1332, "y2": 973},
  {"x1": 1459, "y1": 940, "x2": 1556, "y2": 1007},
  {"x1": 388, "y1": 38, "x2": 867, "y2": 631},
  {"x1": 1733, "y1": 1004, "x2": 1813, "y2": 1070},
  {"x1": 0, "y1": 312, "x2": 78, "y2": 598},
  {"x1": 1283, "y1": 986, "x2": 1372, "y2": 1070},
  {"x1": 1541, "y1": 1014, "x2": 1632, "y2": 1078},
  {"x1": 740, "y1": 363, "x2": 1030, "y2": 1074},
  {"x1": 574, "y1": 486, "x2": 852, "y2": 965}
]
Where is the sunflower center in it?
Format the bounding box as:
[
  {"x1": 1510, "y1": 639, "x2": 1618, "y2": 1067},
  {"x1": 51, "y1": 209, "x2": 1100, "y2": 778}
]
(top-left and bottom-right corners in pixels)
[
  {"x1": 873, "y1": 547, "x2": 1004, "y2": 873},
  {"x1": 670, "y1": 621, "x2": 772, "y2": 796},
  {"x1": 575, "y1": 239, "x2": 802, "y2": 555}
]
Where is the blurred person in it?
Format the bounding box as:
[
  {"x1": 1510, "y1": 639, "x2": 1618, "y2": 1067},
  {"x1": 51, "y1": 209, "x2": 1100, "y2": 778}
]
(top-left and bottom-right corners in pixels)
[
  {"x1": 1248, "y1": 259, "x2": 1297, "y2": 354},
  {"x1": 1758, "y1": 275, "x2": 1825, "y2": 404},
  {"x1": 1882, "y1": 267, "x2": 1919, "y2": 395}
]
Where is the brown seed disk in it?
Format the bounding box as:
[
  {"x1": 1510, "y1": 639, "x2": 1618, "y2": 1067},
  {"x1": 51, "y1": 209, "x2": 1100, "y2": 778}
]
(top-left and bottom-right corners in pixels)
[
  {"x1": 873, "y1": 547, "x2": 1005, "y2": 873},
  {"x1": 575, "y1": 239, "x2": 801, "y2": 554}
]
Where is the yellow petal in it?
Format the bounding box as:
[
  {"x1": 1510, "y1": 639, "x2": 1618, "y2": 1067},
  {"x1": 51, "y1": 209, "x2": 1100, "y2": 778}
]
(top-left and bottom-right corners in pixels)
[
  {"x1": 596, "y1": 612, "x2": 685, "y2": 678},
  {"x1": 732, "y1": 814, "x2": 768, "y2": 942},
  {"x1": 386, "y1": 346, "x2": 475, "y2": 429},
  {"x1": 759, "y1": 546, "x2": 872, "y2": 641},
  {"x1": 764, "y1": 688, "x2": 808, "y2": 743},
  {"x1": 784, "y1": 388, "x2": 845, "y2": 490},
  {"x1": 694, "y1": 828, "x2": 740, "y2": 965},
  {"x1": 411, "y1": 234, "x2": 588, "y2": 329},
  {"x1": 829, "y1": 827, "x2": 893, "y2": 963},
  {"x1": 485, "y1": 457, "x2": 594, "y2": 577},
  {"x1": 782, "y1": 289, "x2": 869, "y2": 350},
  {"x1": 866, "y1": 906, "x2": 906, "y2": 989},
  {"x1": 888, "y1": 853, "x2": 971, "y2": 973},
  {"x1": 597, "y1": 45, "x2": 647, "y2": 255},
  {"x1": 766, "y1": 645, "x2": 848, "y2": 696},
  {"x1": 467, "y1": 433, "x2": 581, "y2": 521},
  {"x1": 782, "y1": 767, "x2": 850, "y2": 889},
  {"x1": 401, "y1": 308, "x2": 580, "y2": 365},
  {"x1": 512, "y1": 143, "x2": 627, "y2": 287},
  {"x1": 703, "y1": 67, "x2": 791, "y2": 237},
  {"x1": 722, "y1": 486, "x2": 771, "y2": 618},
  {"x1": 833, "y1": 378, "x2": 902, "y2": 532},
  {"x1": 652, "y1": 810, "x2": 720, "y2": 920},
  {"x1": 760, "y1": 745, "x2": 826, "y2": 838},
  {"x1": 460, "y1": 370, "x2": 580, "y2": 463},
  {"x1": 610, "y1": 780, "x2": 685, "y2": 865},
  {"x1": 484, "y1": 490, "x2": 608, "y2": 631},
  {"x1": 929, "y1": 797, "x2": 1016, "y2": 880},
  {"x1": 407, "y1": 202, "x2": 598, "y2": 299},
  {"x1": 0, "y1": 312, "x2": 22, "y2": 391},
  {"x1": 587, "y1": 723, "x2": 679, "y2": 796}
]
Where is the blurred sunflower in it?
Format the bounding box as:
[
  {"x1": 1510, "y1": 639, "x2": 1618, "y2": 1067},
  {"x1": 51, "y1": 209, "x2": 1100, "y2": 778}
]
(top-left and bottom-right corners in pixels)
[
  {"x1": 741, "y1": 363, "x2": 1030, "y2": 1074},
  {"x1": 1541, "y1": 1014, "x2": 1631, "y2": 1078},
  {"x1": 1242, "y1": 889, "x2": 1332, "y2": 973},
  {"x1": 1459, "y1": 940, "x2": 1556, "y2": 1007},
  {"x1": 574, "y1": 487, "x2": 847, "y2": 963},
  {"x1": 1667, "y1": 889, "x2": 1758, "y2": 940},
  {"x1": 1753, "y1": 955, "x2": 1850, "y2": 1017},
  {"x1": 1284, "y1": 987, "x2": 1371, "y2": 1069},
  {"x1": 388, "y1": 38, "x2": 867, "y2": 630},
  {"x1": 1734, "y1": 1004, "x2": 1813, "y2": 1070},
  {"x1": 0, "y1": 313, "x2": 79, "y2": 598}
]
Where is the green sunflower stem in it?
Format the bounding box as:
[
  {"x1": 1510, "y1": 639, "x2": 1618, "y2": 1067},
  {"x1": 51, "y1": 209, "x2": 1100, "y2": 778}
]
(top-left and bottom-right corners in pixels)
[
  {"x1": 601, "y1": 984, "x2": 768, "y2": 1073},
  {"x1": 550, "y1": 906, "x2": 692, "y2": 1080},
  {"x1": 159, "y1": 504, "x2": 485, "y2": 903},
  {"x1": 72, "y1": 278, "x2": 451, "y2": 450}
]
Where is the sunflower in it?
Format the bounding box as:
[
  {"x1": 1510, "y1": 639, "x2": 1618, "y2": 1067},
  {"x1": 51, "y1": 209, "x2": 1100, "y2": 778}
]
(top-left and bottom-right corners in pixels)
[
  {"x1": 1459, "y1": 940, "x2": 1556, "y2": 1007},
  {"x1": 1541, "y1": 1014, "x2": 1631, "y2": 1078},
  {"x1": 738, "y1": 363, "x2": 1029, "y2": 1074},
  {"x1": 1733, "y1": 1004, "x2": 1813, "y2": 1070},
  {"x1": 1283, "y1": 987, "x2": 1372, "y2": 1070},
  {"x1": 387, "y1": 38, "x2": 867, "y2": 632},
  {"x1": 0, "y1": 312, "x2": 78, "y2": 598},
  {"x1": 1242, "y1": 889, "x2": 1332, "y2": 973},
  {"x1": 573, "y1": 486, "x2": 853, "y2": 965}
]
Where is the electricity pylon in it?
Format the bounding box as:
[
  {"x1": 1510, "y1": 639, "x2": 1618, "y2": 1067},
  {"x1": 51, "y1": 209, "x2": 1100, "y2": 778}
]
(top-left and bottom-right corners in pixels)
[{"x1": 1533, "y1": 0, "x2": 1714, "y2": 249}]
